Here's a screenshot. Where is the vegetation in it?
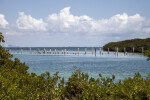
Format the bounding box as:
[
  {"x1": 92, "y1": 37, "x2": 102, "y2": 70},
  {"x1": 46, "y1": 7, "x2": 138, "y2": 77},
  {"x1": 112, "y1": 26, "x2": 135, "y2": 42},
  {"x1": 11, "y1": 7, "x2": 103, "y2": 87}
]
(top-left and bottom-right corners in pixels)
[
  {"x1": 144, "y1": 49, "x2": 150, "y2": 61},
  {"x1": 103, "y1": 38, "x2": 150, "y2": 53},
  {"x1": 0, "y1": 32, "x2": 150, "y2": 99},
  {"x1": 0, "y1": 32, "x2": 5, "y2": 43}
]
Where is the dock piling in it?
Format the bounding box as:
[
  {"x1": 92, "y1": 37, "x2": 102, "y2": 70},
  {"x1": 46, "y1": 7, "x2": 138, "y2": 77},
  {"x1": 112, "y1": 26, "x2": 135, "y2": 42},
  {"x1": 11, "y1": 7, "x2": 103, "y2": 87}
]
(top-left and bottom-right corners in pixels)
[
  {"x1": 64, "y1": 49, "x2": 66, "y2": 55},
  {"x1": 117, "y1": 47, "x2": 118, "y2": 56},
  {"x1": 73, "y1": 49, "x2": 74, "y2": 54},
  {"x1": 142, "y1": 47, "x2": 144, "y2": 53},
  {"x1": 100, "y1": 48, "x2": 101, "y2": 55},
  {"x1": 50, "y1": 49, "x2": 51, "y2": 54},
  {"x1": 85, "y1": 48, "x2": 87, "y2": 55},
  {"x1": 55, "y1": 49, "x2": 56, "y2": 54},
  {"x1": 124, "y1": 48, "x2": 126, "y2": 56},
  {"x1": 95, "y1": 48, "x2": 96, "y2": 56},
  {"x1": 43, "y1": 48, "x2": 46, "y2": 54}
]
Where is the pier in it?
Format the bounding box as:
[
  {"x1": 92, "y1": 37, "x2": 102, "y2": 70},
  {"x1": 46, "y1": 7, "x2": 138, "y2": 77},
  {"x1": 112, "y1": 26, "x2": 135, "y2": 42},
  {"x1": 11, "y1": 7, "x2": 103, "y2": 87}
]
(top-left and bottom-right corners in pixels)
[{"x1": 8, "y1": 47, "x2": 144, "y2": 57}]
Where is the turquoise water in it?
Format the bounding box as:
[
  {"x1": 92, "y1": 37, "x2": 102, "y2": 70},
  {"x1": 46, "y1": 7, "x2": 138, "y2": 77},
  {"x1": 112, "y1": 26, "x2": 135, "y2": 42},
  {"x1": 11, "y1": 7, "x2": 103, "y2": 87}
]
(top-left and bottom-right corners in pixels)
[{"x1": 7, "y1": 47, "x2": 150, "y2": 80}]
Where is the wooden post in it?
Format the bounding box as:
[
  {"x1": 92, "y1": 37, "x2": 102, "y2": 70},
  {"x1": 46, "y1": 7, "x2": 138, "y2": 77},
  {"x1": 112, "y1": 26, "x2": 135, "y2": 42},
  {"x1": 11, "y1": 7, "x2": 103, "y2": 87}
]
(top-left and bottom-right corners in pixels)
[
  {"x1": 52, "y1": 49, "x2": 54, "y2": 54},
  {"x1": 100, "y1": 48, "x2": 101, "y2": 55},
  {"x1": 124, "y1": 48, "x2": 126, "y2": 56},
  {"x1": 39, "y1": 48, "x2": 41, "y2": 54},
  {"x1": 55, "y1": 49, "x2": 56, "y2": 54},
  {"x1": 92, "y1": 48, "x2": 93, "y2": 54},
  {"x1": 117, "y1": 47, "x2": 118, "y2": 56},
  {"x1": 108, "y1": 48, "x2": 109, "y2": 54},
  {"x1": 133, "y1": 47, "x2": 134, "y2": 55},
  {"x1": 64, "y1": 49, "x2": 66, "y2": 55},
  {"x1": 45, "y1": 48, "x2": 47, "y2": 54},
  {"x1": 43, "y1": 48, "x2": 46, "y2": 54},
  {"x1": 65, "y1": 49, "x2": 67, "y2": 54},
  {"x1": 50, "y1": 49, "x2": 51, "y2": 54},
  {"x1": 73, "y1": 49, "x2": 74, "y2": 54},
  {"x1": 95, "y1": 48, "x2": 96, "y2": 56},
  {"x1": 43, "y1": 48, "x2": 44, "y2": 54},
  {"x1": 142, "y1": 47, "x2": 144, "y2": 53},
  {"x1": 85, "y1": 48, "x2": 86, "y2": 55},
  {"x1": 37, "y1": 48, "x2": 39, "y2": 54},
  {"x1": 78, "y1": 48, "x2": 79, "y2": 55}
]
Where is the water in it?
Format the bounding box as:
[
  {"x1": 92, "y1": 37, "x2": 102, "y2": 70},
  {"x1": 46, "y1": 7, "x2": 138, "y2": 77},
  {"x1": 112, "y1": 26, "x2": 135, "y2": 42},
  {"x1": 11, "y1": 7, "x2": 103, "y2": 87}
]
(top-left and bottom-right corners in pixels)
[{"x1": 6, "y1": 47, "x2": 150, "y2": 80}]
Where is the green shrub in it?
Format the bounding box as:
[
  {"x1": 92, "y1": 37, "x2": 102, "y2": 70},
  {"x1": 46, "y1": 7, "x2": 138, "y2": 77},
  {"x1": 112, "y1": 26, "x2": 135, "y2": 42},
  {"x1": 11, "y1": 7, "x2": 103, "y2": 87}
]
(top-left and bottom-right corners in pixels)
[
  {"x1": 0, "y1": 32, "x2": 150, "y2": 99},
  {"x1": 143, "y1": 49, "x2": 150, "y2": 60}
]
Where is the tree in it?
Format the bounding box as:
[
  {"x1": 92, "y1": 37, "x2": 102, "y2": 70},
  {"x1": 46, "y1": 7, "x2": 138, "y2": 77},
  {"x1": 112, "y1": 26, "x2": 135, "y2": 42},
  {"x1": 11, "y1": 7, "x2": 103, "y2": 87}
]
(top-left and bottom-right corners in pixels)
[
  {"x1": 0, "y1": 32, "x2": 12, "y2": 65},
  {"x1": 143, "y1": 49, "x2": 150, "y2": 61},
  {"x1": 0, "y1": 32, "x2": 5, "y2": 43},
  {"x1": 103, "y1": 38, "x2": 150, "y2": 53}
]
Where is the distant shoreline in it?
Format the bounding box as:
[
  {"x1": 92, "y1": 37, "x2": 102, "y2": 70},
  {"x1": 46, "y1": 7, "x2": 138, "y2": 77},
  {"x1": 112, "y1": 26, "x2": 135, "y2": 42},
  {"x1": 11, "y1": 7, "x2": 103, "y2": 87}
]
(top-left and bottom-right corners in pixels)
[{"x1": 103, "y1": 38, "x2": 150, "y2": 53}]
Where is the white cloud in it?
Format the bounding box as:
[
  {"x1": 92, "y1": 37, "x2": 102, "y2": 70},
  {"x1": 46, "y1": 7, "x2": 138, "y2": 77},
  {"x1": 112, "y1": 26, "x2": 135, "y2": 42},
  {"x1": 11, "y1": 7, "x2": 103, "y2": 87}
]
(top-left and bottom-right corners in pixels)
[
  {"x1": 0, "y1": 14, "x2": 8, "y2": 28},
  {"x1": 14, "y1": 7, "x2": 149, "y2": 37},
  {"x1": 47, "y1": 7, "x2": 148, "y2": 37},
  {"x1": 16, "y1": 12, "x2": 47, "y2": 31},
  {"x1": 94, "y1": 13, "x2": 145, "y2": 34},
  {"x1": 2, "y1": 7, "x2": 150, "y2": 47},
  {"x1": 47, "y1": 7, "x2": 94, "y2": 32}
]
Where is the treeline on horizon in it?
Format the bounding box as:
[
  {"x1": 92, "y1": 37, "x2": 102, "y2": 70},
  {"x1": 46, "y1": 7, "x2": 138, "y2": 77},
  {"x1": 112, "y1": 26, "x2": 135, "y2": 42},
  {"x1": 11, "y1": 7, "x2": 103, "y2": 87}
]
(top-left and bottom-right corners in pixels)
[
  {"x1": 103, "y1": 38, "x2": 150, "y2": 53},
  {"x1": 0, "y1": 32, "x2": 150, "y2": 99}
]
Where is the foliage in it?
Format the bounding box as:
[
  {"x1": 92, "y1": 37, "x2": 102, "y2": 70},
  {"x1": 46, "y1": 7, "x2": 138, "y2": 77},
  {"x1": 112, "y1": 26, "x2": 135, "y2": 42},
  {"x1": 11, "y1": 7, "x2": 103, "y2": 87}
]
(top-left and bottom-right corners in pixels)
[
  {"x1": 0, "y1": 32, "x2": 150, "y2": 99},
  {"x1": 143, "y1": 49, "x2": 150, "y2": 61},
  {"x1": 0, "y1": 32, "x2": 5, "y2": 43},
  {"x1": 103, "y1": 38, "x2": 150, "y2": 53}
]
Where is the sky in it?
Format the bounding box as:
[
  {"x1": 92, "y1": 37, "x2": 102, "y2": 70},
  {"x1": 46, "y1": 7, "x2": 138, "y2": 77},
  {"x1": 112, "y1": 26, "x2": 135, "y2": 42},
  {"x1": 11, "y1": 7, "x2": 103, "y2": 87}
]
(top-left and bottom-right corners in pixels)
[{"x1": 0, "y1": 0, "x2": 150, "y2": 47}]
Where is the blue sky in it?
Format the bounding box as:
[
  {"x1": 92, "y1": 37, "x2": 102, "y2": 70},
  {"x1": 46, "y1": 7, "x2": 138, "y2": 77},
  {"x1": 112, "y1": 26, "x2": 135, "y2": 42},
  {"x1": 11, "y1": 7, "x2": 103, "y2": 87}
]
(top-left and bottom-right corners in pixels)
[{"x1": 0, "y1": 0, "x2": 150, "y2": 47}]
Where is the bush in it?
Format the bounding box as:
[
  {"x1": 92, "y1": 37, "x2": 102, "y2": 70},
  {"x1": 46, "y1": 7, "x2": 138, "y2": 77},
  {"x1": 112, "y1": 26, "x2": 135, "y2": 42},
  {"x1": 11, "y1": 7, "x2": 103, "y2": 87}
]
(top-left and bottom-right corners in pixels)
[
  {"x1": 0, "y1": 32, "x2": 150, "y2": 99},
  {"x1": 143, "y1": 49, "x2": 150, "y2": 61}
]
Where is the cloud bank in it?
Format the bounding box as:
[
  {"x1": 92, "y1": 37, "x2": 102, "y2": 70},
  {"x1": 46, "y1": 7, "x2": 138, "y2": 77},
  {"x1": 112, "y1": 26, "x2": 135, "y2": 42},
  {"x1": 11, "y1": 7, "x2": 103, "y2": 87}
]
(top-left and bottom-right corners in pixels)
[
  {"x1": 14, "y1": 7, "x2": 150, "y2": 36},
  {"x1": 1, "y1": 7, "x2": 150, "y2": 46},
  {"x1": 0, "y1": 14, "x2": 8, "y2": 28},
  {"x1": 16, "y1": 12, "x2": 47, "y2": 31},
  {"x1": 46, "y1": 7, "x2": 149, "y2": 37}
]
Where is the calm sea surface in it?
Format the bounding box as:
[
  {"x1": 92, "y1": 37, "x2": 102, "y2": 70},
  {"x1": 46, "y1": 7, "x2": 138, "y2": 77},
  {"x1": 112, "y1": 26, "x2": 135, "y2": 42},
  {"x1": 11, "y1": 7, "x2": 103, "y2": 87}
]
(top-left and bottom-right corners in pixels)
[{"x1": 6, "y1": 47, "x2": 150, "y2": 80}]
